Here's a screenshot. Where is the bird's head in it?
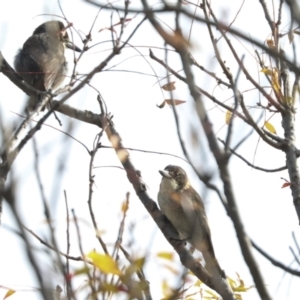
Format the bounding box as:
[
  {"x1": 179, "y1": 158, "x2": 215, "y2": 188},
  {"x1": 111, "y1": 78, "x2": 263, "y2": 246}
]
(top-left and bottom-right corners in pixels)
[
  {"x1": 32, "y1": 21, "x2": 81, "y2": 52},
  {"x1": 159, "y1": 165, "x2": 190, "y2": 192}
]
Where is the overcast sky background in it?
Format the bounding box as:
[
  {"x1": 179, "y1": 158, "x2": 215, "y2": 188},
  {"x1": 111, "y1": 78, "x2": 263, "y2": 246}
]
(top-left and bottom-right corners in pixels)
[{"x1": 1, "y1": 0, "x2": 300, "y2": 299}]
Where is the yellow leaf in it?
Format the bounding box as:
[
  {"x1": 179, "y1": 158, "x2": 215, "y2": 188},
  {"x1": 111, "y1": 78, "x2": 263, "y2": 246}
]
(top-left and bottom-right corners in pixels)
[
  {"x1": 162, "y1": 81, "x2": 176, "y2": 91},
  {"x1": 162, "y1": 279, "x2": 172, "y2": 297},
  {"x1": 227, "y1": 276, "x2": 237, "y2": 288},
  {"x1": 283, "y1": 96, "x2": 294, "y2": 105},
  {"x1": 87, "y1": 251, "x2": 122, "y2": 275},
  {"x1": 234, "y1": 285, "x2": 252, "y2": 292},
  {"x1": 271, "y1": 80, "x2": 281, "y2": 93},
  {"x1": 264, "y1": 121, "x2": 277, "y2": 134},
  {"x1": 121, "y1": 200, "x2": 129, "y2": 213},
  {"x1": 260, "y1": 68, "x2": 273, "y2": 76},
  {"x1": 194, "y1": 280, "x2": 202, "y2": 287},
  {"x1": 271, "y1": 69, "x2": 280, "y2": 92},
  {"x1": 228, "y1": 273, "x2": 253, "y2": 294},
  {"x1": 202, "y1": 288, "x2": 219, "y2": 299},
  {"x1": 3, "y1": 290, "x2": 15, "y2": 299},
  {"x1": 134, "y1": 257, "x2": 146, "y2": 269},
  {"x1": 261, "y1": 67, "x2": 281, "y2": 94},
  {"x1": 73, "y1": 266, "x2": 90, "y2": 276},
  {"x1": 233, "y1": 294, "x2": 243, "y2": 300},
  {"x1": 204, "y1": 289, "x2": 218, "y2": 296},
  {"x1": 157, "y1": 252, "x2": 174, "y2": 260},
  {"x1": 124, "y1": 257, "x2": 146, "y2": 278},
  {"x1": 99, "y1": 283, "x2": 119, "y2": 293},
  {"x1": 225, "y1": 110, "x2": 232, "y2": 124}
]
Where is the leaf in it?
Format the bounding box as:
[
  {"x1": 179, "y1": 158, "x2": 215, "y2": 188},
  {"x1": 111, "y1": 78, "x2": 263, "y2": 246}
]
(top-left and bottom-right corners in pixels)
[
  {"x1": 134, "y1": 257, "x2": 146, "y2": 269},
  {"x1": 162, "y1": 280, "x2": 172, "y2": 298},
  {"x1": 202, "y1": 289, "x2": 219, "y2": 299},
  {"x1": 3, "y1": 290, "x2": 15, "y2": 299},
  {"x1": 73, "y1": 266, "x2": 90, "y2": 276},
  {"x1": 264, "y1": 121, "x2": 277, "y2": 134},
  {"x1": 87, "y1": 251, "x2": 122, "y2": 275},
  {"x1": 157, "y1": 101, "x2": 166, "y2": 108},
  {"x1": 270, "y1": 69, "x2": 280, "y2": 92},
  {"x1": 225, "y1": 110, "x2": 232, "y2": 124},
  {"x1": 157, "y1": 252, "x2": 174, "y2": 260},
  {"x1": 261, "y1": 68, "x2": 281, "y2": 94},
  {"x1": 227, "y1": 273, "x2": 253, "y2": 294},
  {"x1": 260, "y1": 68, "x2": 273, "y2": 76},
  {"x1": 283, "y1": 96, "x2": 294, "y2": 105},
  {"x1": 281, "y1": 182, "x2": 291, "y2": 188},
  {"x1": 124, "y1": 257, "x2": 146, "y2": 278},
  {"x1": 194, "y1": 280, "x2": 202, "y2": 287},
  {"x1": 162, "y1": 82, "x2": 176, "y2": 91},
  {"x1": 233, "y1": 294, "x2": 243, "y2": 300},
  {"x1": 227, "y1": 276, "x2": 237, "y2": 288},
  {"x1": 121, "y1": 200, "x2": 129, "y2": 213},
  {"x1": 266, "y1": 39, "x2": 276, "y2": 49},
  {"x1": 157, "y1": 99, "x2": 186, "y2": 108},
  {"x1": 165, "y1": 99, "x2": 186, "y2": 106},
  {"x1": 99, "y1": 283, "x2": 120, "y2": 293}
]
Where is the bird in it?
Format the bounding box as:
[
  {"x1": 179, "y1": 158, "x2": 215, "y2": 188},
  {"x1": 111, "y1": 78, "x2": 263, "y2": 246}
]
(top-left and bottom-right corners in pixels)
[
  {"x1": 14, "y1": 20, "x2": 81, "y2": 111},
  {"x1": 158, "y1": 165, "x2": 224, "y2": 278}
]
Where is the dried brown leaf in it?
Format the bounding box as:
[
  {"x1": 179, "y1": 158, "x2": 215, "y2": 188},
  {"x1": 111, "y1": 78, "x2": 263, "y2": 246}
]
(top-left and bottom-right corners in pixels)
[
  {"x1": 165, "y1": 99, "x2": 186, "y2": 106},
  {"x1": 162, "y1": 82, "x2": 176, "y2": 91}
]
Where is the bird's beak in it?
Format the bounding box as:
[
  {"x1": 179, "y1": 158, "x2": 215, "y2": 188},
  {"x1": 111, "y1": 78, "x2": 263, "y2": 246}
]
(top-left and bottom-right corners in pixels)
[
  {"x1": 159, "y1": 170, "x2": 172, "y2": 179},
  {"x1": 65, "y1": 41, "x2": 81, "y2": 52}
]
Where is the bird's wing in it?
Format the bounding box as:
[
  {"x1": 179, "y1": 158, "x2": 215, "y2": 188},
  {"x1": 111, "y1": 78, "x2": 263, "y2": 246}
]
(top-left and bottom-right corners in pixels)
[
  {"x1": 15, "y1": 47, "x2": 44, "y2": 90},
  {"x1": 191, "y1": 190, "x2": 212, "y2": 245},
  {"x1": 23, "y1": 34, "x2": 66, "y2": 90},
  {"x1": 182, "y1": 187, "x2": 224, "y2": 277},
  {"x1": 180, "y1": 187, "x2": 212, "y2": 251},
  {"x1": 180, "y1": 189, "x2": 198, "y2": 227}
]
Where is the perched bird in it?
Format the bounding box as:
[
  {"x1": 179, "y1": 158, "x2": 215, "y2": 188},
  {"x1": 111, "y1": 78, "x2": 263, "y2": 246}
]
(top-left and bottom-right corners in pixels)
[
  {"x1": 14, "y1": 20, "x2": 81, "y2": 111},
  {"x1": 158, "y1": 165, "x2": 224, "y2": 278}
]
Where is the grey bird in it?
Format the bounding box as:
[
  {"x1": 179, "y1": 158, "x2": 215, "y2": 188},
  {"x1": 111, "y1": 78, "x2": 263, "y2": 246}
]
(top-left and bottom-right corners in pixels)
[
  {"x1": 158, "y1": 165, "x2": 224, "y2": 278},
  {"x1": 14, "y1": 20, "x2": 81, "y2": 111}
]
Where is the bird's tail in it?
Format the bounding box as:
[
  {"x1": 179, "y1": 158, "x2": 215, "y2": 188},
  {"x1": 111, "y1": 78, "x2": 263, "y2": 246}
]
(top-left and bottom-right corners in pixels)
[
  {"x1": 191, "y1": 234, "x2": 225, "y2": 278},
  {"x1": 202, "y1": 251, "x2": 226, "y2": 278},
  {"x1": 202, "y1": 249, "x2": 225, "y2": 279}
]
